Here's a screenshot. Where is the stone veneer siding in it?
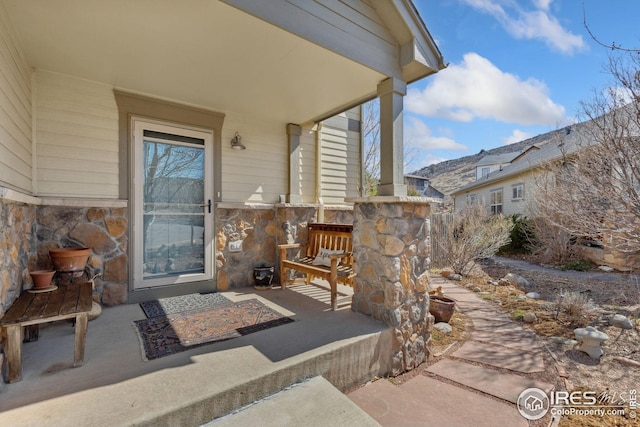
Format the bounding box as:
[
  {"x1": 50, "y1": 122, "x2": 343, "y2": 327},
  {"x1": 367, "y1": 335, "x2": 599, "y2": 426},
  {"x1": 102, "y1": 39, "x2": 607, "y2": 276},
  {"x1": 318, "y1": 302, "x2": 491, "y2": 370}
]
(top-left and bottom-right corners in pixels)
[
  {"x1": 215, "y1": 203, "x2": 353, "y2": 289},
  {"x1": 0, "y1": 200, "x2": 37, "y2": 319},
  {"x1": 36, "y1": 205, "x2": 129, "y2": 306},
  {"x1": 350, "y1": 198, "x2": 434, "y2": 376}
]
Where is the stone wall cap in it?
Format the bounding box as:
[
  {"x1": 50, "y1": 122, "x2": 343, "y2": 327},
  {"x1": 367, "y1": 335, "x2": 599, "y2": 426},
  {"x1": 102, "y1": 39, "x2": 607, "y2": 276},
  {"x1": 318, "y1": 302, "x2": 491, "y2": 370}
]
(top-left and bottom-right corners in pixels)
[
  {"x1": 218, "y1": 202, "x2": 353, "y2": 210},
  {"x1": 0, "y1": 186, "x2": 127, "y2": 208},
  {"x1": 346, "y1": 196, "x2": 441, "y2": 204}
]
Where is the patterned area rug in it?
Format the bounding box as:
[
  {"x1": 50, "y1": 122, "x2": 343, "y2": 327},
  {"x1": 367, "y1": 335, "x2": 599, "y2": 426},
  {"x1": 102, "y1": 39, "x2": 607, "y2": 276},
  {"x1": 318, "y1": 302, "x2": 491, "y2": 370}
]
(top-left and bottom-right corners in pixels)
[
  {"x1": 139, "y1": 292, "x2": 231, "y2": 318},
  {"x1": 133, "y1": 299, "x2": 294, "y2": 360}
]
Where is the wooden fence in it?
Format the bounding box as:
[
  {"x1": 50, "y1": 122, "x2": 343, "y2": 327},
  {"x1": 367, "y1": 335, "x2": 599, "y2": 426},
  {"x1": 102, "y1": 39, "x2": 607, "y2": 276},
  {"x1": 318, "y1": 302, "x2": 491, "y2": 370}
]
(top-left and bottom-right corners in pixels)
[{"x1": 429, "y1": 212, "x2": 454, "y2": 269}]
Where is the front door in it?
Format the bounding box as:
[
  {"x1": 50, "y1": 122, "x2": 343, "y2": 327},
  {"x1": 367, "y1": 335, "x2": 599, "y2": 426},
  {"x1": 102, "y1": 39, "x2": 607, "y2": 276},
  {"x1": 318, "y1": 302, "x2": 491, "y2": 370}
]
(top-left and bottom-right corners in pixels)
[{"x1": 132, "y1": 119, "x2": 213, "y2": 289}]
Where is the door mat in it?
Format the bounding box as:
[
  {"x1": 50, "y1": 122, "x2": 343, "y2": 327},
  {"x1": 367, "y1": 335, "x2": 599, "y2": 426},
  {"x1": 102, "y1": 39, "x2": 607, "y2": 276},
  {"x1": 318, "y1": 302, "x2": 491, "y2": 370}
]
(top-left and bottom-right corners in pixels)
[
  {"x1": 133, "y1": 299, "x2": 294, "y2": 360},
  {"x1": 139, "y1": 292, "x2": 231, "y2": 318}
]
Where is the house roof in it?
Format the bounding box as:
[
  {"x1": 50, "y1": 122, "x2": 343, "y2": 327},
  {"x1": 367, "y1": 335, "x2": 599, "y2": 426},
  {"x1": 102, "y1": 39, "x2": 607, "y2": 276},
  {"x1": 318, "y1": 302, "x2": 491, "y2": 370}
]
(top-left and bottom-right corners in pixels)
[
  {"x1": 475, "y1": 151, "x2": 524, "y2": 167},
  {"x1": 2, "y1": 0, "x2": 444, "y2": 125},
  {"x1": 452, "y1": 125, "x2": 586, "y2": 195}
]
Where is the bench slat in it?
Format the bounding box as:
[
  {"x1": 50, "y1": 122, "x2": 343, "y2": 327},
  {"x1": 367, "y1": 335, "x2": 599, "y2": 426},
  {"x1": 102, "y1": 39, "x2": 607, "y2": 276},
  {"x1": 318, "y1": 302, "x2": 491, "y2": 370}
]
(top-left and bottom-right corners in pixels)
[{"x1": 280, "y1": 223, "x2": 354, "y2": 311}]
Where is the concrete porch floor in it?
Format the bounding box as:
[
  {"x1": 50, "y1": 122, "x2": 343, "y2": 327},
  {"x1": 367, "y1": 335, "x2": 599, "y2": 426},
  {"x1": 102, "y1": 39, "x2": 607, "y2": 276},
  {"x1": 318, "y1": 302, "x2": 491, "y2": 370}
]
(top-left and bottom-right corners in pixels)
[{"x1": 0, "y1": 280, "x2": 390, "y2": 427}]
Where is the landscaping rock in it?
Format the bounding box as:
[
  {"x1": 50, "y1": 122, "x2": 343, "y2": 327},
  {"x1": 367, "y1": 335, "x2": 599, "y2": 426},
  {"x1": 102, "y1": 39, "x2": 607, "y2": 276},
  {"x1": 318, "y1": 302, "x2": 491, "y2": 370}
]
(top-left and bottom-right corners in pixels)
[
  {"x1": 501, "y1": 273, "x2": 531, "y2": 289},
  {"x1": 609, "y1": 314, "x2": 633, "y2": 330},
  {"x1": 434, "y1": 322, "x2": 452, "y2": 334},
  {"x1": 598, "y1": 265, "x2": 615, "y2": 272},
  {"x1": 525, "y1": 292, "x2": 541, "y2": 300},
  {"x1": 523, "y1": 312, "x2": 537, "y2": 323},
  {"x1": 548, "y1": 336, "x2": 578, "y2": 346},
  {"x1": 449, "y1": 273, "x2": 462, "y2": 281},
  {"x1": 516, "y1": 295, "x2": 527, "y2": 301}
]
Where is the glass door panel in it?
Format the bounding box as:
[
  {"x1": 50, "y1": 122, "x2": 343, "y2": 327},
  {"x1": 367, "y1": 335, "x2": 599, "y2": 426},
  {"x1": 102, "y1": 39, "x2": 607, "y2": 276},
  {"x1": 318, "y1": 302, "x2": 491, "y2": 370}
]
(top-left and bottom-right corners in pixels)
[{"x1": 133, "y1": 120, "x2": 213, "y2": 289}]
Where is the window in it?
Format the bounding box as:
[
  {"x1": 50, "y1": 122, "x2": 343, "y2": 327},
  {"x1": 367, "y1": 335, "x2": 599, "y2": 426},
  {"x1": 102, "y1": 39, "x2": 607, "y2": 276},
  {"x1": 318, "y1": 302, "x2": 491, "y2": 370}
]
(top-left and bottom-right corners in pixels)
[
  {"x1": 512, "y1": 184, "x2": 524, "y2": 200},
  {"x1": 490, "y1": 189, "x2": 503, "y2": 214},
  {"x1": 467, "y1": 193, "x2": 477, "y2": 205},
  {"x1": 481, "y1": 167, "x2": 490, "y2": 178}
]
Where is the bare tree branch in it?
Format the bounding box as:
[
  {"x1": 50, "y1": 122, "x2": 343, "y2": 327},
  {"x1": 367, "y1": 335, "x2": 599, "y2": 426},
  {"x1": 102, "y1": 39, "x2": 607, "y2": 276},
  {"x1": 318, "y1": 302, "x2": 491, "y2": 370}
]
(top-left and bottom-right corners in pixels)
[{"x1": 583, "y1": 1, "x2": 640, "y2": 52}]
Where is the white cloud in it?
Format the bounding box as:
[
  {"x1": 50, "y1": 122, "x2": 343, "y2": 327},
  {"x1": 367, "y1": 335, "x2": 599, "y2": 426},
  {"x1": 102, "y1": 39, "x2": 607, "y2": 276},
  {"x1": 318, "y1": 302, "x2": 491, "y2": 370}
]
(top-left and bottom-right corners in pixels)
[
  {"x1": 405, "y1": 117, "x2": 468, "y2": 151},
  {"x1": 460, "y1": 0, "x2": 586, "y2": 54},
  {"x1": 406, "y1": 53, "x2": 566, "y2": 126},
  {"x1": 502, "y1": 129, "x2": 532, "y2": 145},
  {"x1": 533, "y1": 0, "x2": 553, "y2": 12}
]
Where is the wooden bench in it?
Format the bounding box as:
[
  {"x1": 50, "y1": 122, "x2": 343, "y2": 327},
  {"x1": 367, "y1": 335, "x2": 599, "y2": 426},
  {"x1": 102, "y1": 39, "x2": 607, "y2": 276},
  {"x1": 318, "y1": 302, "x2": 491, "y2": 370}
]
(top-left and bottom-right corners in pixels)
[
  {"x1": 278, "y1": 223, "x2": 355, "y2": 310},
  {"x1": 1, "y1": 282, "x2": 92, "y2": 383}
]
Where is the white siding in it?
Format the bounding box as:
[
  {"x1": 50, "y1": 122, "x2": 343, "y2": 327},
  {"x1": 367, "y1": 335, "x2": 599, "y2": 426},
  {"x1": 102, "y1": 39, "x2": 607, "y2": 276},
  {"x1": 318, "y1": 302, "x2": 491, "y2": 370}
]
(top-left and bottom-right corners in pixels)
[
  {"x1": 319, "y1": 108, "x2": 360, "y2": 203},
  {"x1": 220, "y1": 114, "x2": 288, "y2": 203},
  {"x1": 30, "y1": 71, "x2": 358, "y2": 204},
  {"x1": 0, "y1": 5, "x2": 32, "y2": 193},
  {"x1": 35, "y1": 71, "x2": 119, "y2": 197},
  {"x1": 454, "y1": 171, "x2": 538, "y2": 218}
]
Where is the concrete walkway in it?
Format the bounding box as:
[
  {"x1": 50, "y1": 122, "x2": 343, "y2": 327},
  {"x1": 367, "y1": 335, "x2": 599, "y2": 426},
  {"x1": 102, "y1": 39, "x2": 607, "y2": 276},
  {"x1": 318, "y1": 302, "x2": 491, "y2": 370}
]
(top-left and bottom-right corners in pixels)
[{"x1": 348, "y1": 275, "x2": 554, "y2": 427}]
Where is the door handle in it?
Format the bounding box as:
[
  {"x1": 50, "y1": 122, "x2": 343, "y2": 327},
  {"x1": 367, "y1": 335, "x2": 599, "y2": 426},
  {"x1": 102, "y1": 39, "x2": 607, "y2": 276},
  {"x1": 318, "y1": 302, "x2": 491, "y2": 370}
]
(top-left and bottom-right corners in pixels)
[{"x1": 201, "y1": 199, "x2": 212, "y2": 213}]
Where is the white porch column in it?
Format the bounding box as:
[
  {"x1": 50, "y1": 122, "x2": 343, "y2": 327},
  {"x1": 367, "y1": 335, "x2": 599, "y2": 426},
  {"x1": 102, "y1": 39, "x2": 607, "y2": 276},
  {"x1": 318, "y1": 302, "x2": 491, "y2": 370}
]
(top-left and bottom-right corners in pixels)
[
  {"x1": 286, "y1": 123, "x2": 303, "y2": 204},
  {"x1": 377, "y1": 78, "x2": 407, "y2": 197}
]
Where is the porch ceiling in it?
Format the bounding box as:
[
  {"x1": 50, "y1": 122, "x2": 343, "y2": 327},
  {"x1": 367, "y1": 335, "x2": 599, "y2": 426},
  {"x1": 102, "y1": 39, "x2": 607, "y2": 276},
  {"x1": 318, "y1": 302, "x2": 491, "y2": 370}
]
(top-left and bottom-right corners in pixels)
[{"x1": 3, "y1": 0, "x2": 386, "y2": 124}]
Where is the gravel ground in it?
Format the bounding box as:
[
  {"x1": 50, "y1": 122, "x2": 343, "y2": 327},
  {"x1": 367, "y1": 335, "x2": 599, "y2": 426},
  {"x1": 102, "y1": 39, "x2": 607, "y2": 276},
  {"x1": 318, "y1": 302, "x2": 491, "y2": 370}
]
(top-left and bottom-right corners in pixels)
[{"x1": 479, "y1": 256, "x2": 639, "y2": 426}]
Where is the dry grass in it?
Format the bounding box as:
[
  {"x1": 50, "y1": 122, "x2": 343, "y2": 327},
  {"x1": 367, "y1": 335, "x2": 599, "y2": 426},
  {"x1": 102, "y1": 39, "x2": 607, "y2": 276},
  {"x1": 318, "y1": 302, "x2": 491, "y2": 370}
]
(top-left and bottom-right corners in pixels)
[{"x1": 429, "y1": 310, "x2": 468, "y2": 355}]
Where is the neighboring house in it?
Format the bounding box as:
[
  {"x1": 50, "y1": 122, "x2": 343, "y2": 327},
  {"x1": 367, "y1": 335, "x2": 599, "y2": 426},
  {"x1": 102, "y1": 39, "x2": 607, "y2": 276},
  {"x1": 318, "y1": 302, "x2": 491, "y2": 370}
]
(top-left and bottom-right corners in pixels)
[
  {"x1": 451, "y1": 122, "x2": 640, "y2": 269},
  {"x1": 404, "y1": 174, "x2": 445, "y2": 199},
  {"x1": 451, "y1": 127, "x2": 579, "y2": 217},
  {"x1": 0, "y1": 0, "x2": 446, "y2": 374}
]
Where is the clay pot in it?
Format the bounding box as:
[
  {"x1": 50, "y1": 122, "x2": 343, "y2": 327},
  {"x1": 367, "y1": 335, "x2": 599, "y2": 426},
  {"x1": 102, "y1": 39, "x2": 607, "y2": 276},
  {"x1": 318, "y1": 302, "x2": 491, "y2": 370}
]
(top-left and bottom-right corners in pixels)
[
  {"x1": 30, "y1": 270, "x2": 55, "y2": 289},
  {"x1": 429, "y1": 295, "x2": 456, "y2": 323},
  {"x1": 49, "y1": 247, "x2": 91, "y2": 273}
]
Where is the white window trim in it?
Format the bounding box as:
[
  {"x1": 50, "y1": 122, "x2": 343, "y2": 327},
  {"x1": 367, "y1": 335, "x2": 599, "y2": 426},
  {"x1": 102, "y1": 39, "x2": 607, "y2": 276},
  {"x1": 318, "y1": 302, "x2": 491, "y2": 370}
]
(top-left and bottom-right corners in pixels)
[
  {"x1": 512, "y1": 183, "x2": 524, "y2": 201},
  {"x1": 490, "y1": 188, "x2": 503, "y2": 214}
]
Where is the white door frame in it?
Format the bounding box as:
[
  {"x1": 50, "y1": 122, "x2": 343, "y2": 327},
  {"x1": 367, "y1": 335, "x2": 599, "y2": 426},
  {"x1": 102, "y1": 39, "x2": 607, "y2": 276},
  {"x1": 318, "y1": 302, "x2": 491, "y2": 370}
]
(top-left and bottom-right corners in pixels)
[{"x1": 131, "y1": 118, "x2": 214, "y2": 289}]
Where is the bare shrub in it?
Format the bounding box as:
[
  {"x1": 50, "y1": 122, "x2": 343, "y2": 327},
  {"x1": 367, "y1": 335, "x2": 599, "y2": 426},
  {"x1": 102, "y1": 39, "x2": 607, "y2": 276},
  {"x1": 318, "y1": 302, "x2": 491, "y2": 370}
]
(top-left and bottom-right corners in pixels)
[
  {"x1": 550, "y1": 288, "x2": 596, "y2": 326},
  {"x1": 434, "y1": 203, "x2": 511, "y2": 276},
  {"x1": 526, "y1": 52, "x2": 640, "y2": 262}
]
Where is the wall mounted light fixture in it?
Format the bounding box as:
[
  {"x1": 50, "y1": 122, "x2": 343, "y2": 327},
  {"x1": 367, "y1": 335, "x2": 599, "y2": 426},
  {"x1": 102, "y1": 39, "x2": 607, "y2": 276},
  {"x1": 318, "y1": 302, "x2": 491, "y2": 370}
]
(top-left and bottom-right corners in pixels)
[{"x1": 230, "y1": 132, "x2": 246, "y2": 150}]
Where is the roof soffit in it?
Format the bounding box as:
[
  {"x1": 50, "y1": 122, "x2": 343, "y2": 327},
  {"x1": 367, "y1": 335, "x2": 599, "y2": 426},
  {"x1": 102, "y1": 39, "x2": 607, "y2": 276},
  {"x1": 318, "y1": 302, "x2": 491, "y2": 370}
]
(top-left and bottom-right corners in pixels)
[{"x1": 2, "y1": 0, "x2": 387, "y2": 124}]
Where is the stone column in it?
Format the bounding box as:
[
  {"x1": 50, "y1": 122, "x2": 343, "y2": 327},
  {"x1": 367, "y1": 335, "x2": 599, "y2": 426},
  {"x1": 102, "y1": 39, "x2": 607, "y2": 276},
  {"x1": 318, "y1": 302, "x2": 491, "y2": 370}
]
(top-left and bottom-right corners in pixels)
[
  {"x1": 348, "y1": 196, "x2": 434, "y2": 375},
  {"x1": 377, "y1": 78, "x2": 407, "y2": 197}
]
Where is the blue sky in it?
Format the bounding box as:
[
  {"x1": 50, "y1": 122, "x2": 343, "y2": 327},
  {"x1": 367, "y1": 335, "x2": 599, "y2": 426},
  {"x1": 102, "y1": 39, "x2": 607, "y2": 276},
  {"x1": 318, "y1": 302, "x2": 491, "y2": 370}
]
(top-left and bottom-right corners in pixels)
[{"x1": 405, "y1": 0, "x2": 640, "y2": 172}]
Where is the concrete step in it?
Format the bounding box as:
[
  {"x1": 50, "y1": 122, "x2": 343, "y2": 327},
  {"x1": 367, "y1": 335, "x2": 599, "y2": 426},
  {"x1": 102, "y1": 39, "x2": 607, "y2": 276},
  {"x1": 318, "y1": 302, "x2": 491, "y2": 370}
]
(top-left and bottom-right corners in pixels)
[
  {"x1": 208, "y1": 376, "x2": 380, "y2": 427},
  {"x1": 348, "y1": 375, "x2": 527, "y2": 427},
  {"x1": 426, "y1": 358, "x2": 554, "y2": 403}
]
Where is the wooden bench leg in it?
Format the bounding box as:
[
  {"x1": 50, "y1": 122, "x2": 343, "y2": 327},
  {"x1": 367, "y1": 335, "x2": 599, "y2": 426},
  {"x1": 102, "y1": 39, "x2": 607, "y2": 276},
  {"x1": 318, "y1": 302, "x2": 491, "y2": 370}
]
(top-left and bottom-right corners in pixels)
[
  {"x1": 330, "y1": 265, "x2": 338, "y2": 311},
  {"x1": 73, "y1": 312, "x2": 88, "y2": 368},
  {"x1": 5, "y1": 325, "x2": 23, "y2": 383}
]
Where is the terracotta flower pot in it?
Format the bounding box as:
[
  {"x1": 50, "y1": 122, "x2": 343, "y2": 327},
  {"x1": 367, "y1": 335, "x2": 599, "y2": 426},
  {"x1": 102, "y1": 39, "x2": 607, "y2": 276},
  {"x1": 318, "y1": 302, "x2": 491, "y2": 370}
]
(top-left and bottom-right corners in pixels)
[
  {"x1": 429, "y1": 295, "x2": 456, "y2": 323},
  {"x1": 49, "y1": 247, "x2": 91, "y2": 273},
  {"x1": 30, "y1": 270, "x2": 55, "y2": 289}
]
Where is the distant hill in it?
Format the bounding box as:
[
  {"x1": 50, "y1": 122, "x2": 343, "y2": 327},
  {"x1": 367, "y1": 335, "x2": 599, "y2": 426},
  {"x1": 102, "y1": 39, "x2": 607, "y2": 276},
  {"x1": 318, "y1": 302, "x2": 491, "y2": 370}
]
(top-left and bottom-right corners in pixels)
[{"x1": 412, "y1": 130, "x2": 564, "y2": 195}]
